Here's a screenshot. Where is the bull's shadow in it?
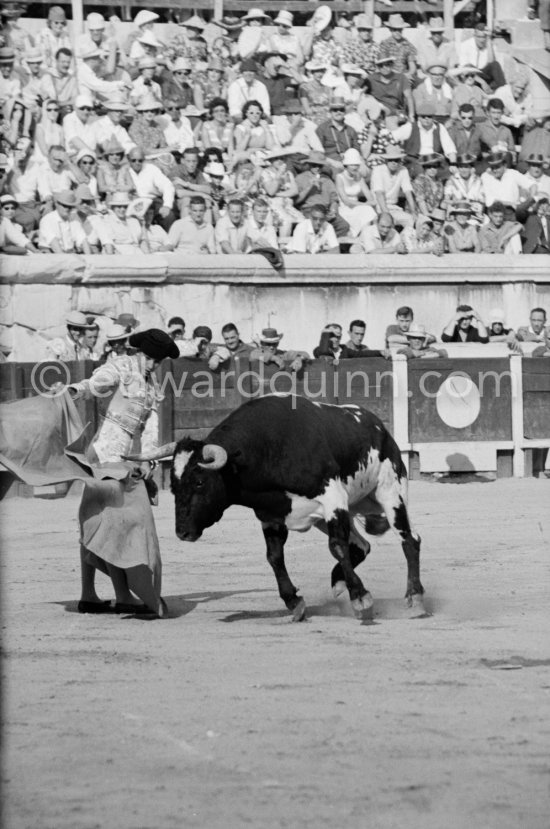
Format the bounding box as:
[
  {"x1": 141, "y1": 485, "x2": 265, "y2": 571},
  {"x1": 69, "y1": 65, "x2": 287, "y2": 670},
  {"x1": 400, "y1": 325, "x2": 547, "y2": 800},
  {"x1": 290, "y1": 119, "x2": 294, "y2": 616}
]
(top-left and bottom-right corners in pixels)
[{"x1": 220, "y1": 594, "x2": 434, "y2": 623}]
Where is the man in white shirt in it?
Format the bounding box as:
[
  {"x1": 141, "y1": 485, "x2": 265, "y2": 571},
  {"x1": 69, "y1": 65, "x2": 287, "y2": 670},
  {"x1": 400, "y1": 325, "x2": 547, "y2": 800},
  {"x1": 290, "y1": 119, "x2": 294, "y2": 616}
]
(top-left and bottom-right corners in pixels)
[
  {"x1": 353, "y1": 212, "x2": 403, "y2": 254},
  {"x1": 392, "y1": 105, "x2": 457, "y2": 164},
  {"x1": 62, "y1": 93, "x2": 98, "y2": 157},
  {"x1": 371, "y1": 146, "x2": 416, "y2": 228},
  {"x1": 272, "y1": 98, "x2": 325, "y2": 153},
  {"x1": 227, "y1": 59, "x2": 270, "y2": 121},
  {"x1": 456, "y1": 23, "x2": 506, "y2": 90},
  {"x1": 481, "y1": 152, "x2": 536, "y2": 213},
  {"x1": 161, "y1": 99, "x2": 195, "y2": 152},
  {"x1": 38, "y1": 190, "x2": 90, "y2": 253},
  {"x1": 289, "y1": 203, "x2": 339, "y2": 253},
  {"x1": 244, "y1": 198, "x2": 279, "y2": 250},
  {"x1": 215, "y1": 199, "x2": 249, "y2": 252},
  {"x1": 75, "y1": 12, "x2": 118, "y2": 70},
  {"x1": 130, "y1": 56, "x2": 162, "y2": 106},
  {"x1": 40, "y1": 145, "x2": 75, "y2": 211},
  {"x1": 76, "y1": 45, "x2": 127, "y2": 101},
  {"x1": 127, "y1": 148, "x2": 175, "y2": 228},
  {"x1": 523, "y1": 154, "x2": 550, "y2": 200},
  {"x1": 167, "y1": 195, "x2": 216, "y2": 253},
  {"x1": 91, "y1": 98, "x2": 135, "y2": 155}
]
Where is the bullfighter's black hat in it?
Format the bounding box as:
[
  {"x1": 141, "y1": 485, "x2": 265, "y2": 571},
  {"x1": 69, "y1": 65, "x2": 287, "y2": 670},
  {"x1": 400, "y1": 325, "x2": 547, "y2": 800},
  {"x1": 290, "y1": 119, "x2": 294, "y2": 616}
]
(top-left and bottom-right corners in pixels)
[{"x1": 129, "y1": 328, "x2": 179, "y2": 360}]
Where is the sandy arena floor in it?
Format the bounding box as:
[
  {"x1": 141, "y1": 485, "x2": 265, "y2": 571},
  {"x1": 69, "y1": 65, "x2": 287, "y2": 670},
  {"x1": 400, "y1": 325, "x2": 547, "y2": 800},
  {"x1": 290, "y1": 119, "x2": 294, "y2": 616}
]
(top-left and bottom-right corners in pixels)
[{"x1": 1, "y1": 478, "x2": 550, "y2": 829}]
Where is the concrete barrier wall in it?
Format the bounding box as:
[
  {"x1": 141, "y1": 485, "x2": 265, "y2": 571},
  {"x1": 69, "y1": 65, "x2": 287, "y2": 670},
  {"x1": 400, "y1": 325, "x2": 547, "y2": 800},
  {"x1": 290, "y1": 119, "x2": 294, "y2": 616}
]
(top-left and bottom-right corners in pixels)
[{"x1": 1, "y1": 253, "x2": 549, "y2": 362}]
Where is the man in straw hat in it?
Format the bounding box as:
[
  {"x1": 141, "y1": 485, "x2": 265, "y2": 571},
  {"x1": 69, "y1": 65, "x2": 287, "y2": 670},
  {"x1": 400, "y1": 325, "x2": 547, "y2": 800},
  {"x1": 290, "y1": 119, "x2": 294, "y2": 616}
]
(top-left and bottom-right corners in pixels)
[
  {"x1": 76, "y1": 43, "x2": 127, "y2": 102},
  {"x1": 444, "y1": 201, "x2": 480, "y2": 253},
  {"x1": 268, "y1": 10, "x2": 305, "y2": 68},
  {"x1": 76, "y1": 12, "x2": 118, "y2": 70},
  {"x1": 397, "y1": 323, "x2": 447, "y2": 359},
  {"x1": 91, "y1": 96, "x2": 134, "y2": 156},
  {"x1": 417, "y1": 16, "x2": 458, "y2": 74},
  {"x1": 38, "y1": 190, "x2": 91, "y2": 253},
  {"x1": 316, "y1": 97, "x2": 360, "y2": 168},
  {"x1": 46, "y1": 310, "x2": 95, "y2": 361},
  {"x1": 378, "y1": 13, "x2": 417, "y2": 77},
  {"x1": 102, "y1": 191, "x2": 150, "y2": 254},
  {"x1": 342, "y1": 14, "x2": 380, "y2": 75},
  {"x1": 413, "y1": 62, "x2": 453, "y2": 121},
  {"x1": 62, "y1": 93, "x2": 98, "y2": 158},
  {"x1": 371, "y1": 145, "x2": 416, "y2": 228},
  {"x1": 249, "y1": 326, "x2": 310, "y2": 372}
]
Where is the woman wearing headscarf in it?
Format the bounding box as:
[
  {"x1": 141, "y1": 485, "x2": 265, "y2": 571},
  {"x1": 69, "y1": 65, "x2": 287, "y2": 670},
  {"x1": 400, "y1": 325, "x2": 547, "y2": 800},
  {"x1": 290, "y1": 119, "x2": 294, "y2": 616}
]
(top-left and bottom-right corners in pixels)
[{"x1": 67, "y1": 328, "x2": 179, "y2": 616}]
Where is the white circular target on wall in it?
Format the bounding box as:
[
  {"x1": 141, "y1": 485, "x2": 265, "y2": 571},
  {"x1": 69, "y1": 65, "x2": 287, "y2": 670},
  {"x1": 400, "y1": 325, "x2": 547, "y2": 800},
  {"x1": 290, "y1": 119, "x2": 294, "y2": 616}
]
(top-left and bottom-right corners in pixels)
[{"x1": 436, "y1": 372, "x2": 481, "y2": 428}]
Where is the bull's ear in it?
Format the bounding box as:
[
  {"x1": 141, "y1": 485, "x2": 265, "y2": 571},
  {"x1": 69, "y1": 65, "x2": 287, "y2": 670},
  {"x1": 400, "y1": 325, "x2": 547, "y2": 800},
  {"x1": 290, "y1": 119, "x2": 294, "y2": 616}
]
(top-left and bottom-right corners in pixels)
[{"x1": 198, "y1": 444, "x2": 228, "y2": 470}]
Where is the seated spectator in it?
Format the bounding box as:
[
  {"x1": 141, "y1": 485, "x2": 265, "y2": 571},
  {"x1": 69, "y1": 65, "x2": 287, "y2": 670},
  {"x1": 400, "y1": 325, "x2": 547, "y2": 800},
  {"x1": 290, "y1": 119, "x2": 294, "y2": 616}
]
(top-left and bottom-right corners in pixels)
[
  {"x1": 36, "y1": 6, "x2": 71, "y2": 72},
  {"x1": 130, "y1": 57, "x2": 162, "y2": 107},
  {"x1": 4, "y1": 96, "x2": 32, "y2": 152},
  {"x1": 518, "y1": 113, "x2": 550, "y2": 170},
  {"x1": 233, "y1": 100, "x2": 274, "y2": 167},
  {"x1": 392, "y1": 103, "x2": 457, "y2": 175},
  {"x1": 73, "y1": 184, "x2": 108, "y2": 253},
  {"x1": 203, "y1": 160, "x2": 230, "y2": 224},
  {"x1": 449, "y1": 69, "x2": 487, "y2": 123},
  {"x1": 29, "y1": 99, "x2": 65, "y2": 168},
  {"x1": 294, "y1": 151, "x2": 350, "y2": 238},
  {"x1": 353, "y1": 211, "x2": 403, "y2": 254},
  {"x1": 335, "y1": 148, "x2": 376, "y2": 237},
  {"x1": 0, "y1": 47, "x2": 22, "y2": 107},
  {"x1": 76, "y1": 12, "x2": 118, "y2": 68},
  {"x1": 444, "y1": 201, "x2": 480, "y2": 253},
  {"x1": 492, "y1": 67, "x2": 532, "y2": 130},
  {"x1": 167, "y1": 195, "x2": 216, "y2": 254},
  {"x1": 342, "y1": 14, "x2": 380, "y2": 76},
  {"x1": 532, "y1": 330, "x2": 550, "y2": 358},
  {"x1": 298, "y1": 60, "x2": 333, "y2": 128},
  {"x1": 244, "y1": 197, "x2": 279, "y2": 251},
  {"x1": 200, "y1": 97, "x2": 234, "y2": 165},
  {"x1": 91, "y1": 97, "x2": 134, "y2": 156},
  {"x1": 260, "y1": 147, "x2": 301, "y2": 237},
  {"x1": 177, "y1": 326, "x2": 228, "y2": 369},
  {"x1": 370, "y1": 145, "x2": 415, "y2": 229},
  {"x1": 522, "y1": 195, "x2": 550, "y2": 254},
  {"x1": 227, "y1": 59, "x2": 270, "y2": 121},
  {"x1": 219, "y1": 323, "x2": 254, "y2": 359},
  {"x1": 8, "y1": 139, "x2": 44, "y2": 233},
  {"x1": 215, "y1": 198, "x2": 248, "y2": 253},
  {"x1": 429, "y1": 207, "x2": 447, "y2": 243},
  {"x1": 193, "y1": 57, "x2": 228, "y2": 112},
  {"x1": 416, "y1": 18, "x2": 458, "y2": 74},
  {"x1": 456, "y1": 23, "x2": 506, "y2": 92},
  {"x1": 313, "y1": 324, "x2": 347, "y2": 362},
  {"x1": 288, "y1": 203, "x2": 339, "y2": 254},
  {"x1": 441, "y1": 304, "x2": 489, "y2": 343},
  {"x1": 128, "y1": 94, "x2": 166, "y2": 155},
  {"x1": 386, "y1": 305, "x2": 436, "y2": 347},
  {"x1": 523, "y1": 154, "x2": 550, "y2": 201},
  {"x1": 272, "y1": 98, "x2": 324, "y2": 155},
  {"x1": 412, "y1": 153, "x2": 445, "y2": 218},
  {"x1": 413, "y1": 63, "x2": 453, "y2": 122},
  {"x1": 0, "y1": 194, "x2": 37, "y2": 253},
  {"x1": 443, "y1": 152, "x2": 485, "y2": 221},
  {"x1": 447, "y1": 102, "x2": 483, "y2": 161},
  {"x1": 481, "y1": 152, "x2": 536, "y2": 216},
  {"x1": 400, "y1": 216, "x2": 443, "y2": 255},
  {"x1": 96, "y1": 138, "x2": 134, "y2": 201},
  {"x1": 63, "y1": 94, "x2": 97, "y2": 158},
  {"x1": 478, "y1": 98, "x2": 515, "y2": 160},
  {"x1": 46, "y1": 311, "x2": 92, "y2": 361},
  {"x1": 38, "y1": 190, "x2": 91, "y2": 253},
  {"x1": 173, "y1": 146, "x2": 211, "y2": 216},
  {"x1": 486, "y1": 308, "x2": 517, "y2": 344},
  {"x1": 267, "y1": 11, "x2": 304, "y2": 69},
  {"x1": 378, "y1": 14, "x2": 417, "y2": 77},
  {"x1": 72, "y1": 148, "x2": 99, "y2": 198},
  {"x1": 127, "y1": 147, "x2": 175, "y2": 229},
  {"x1": 41, "y1": 145, "x2": 75, "y2": 213},
  {"x1": 516, "y1": 307, "x2": 548, "y2": 343},
  {"x1": 76, "y1": 45, "x2": 125, "y2": 105},
  {"x1": 162, "y1": 98, "x2": 195, "y2": 154},
  {"x1": 249, "y1": 327, "x2": 309, "y2": 372},
  {"x1": 100, "y1": 191, "x2": 149, "y2": 255},
  {"x1": 40, "y1": 47, "x2": 77, "y2": 115},
  {"x1": 333, "y1": 64, "x2": 368, "y2": 132},
  {"x1": 131, "y1": 199, "x2": 171, "y2": 252},
  {"x1": 478, "y1": 201, "x2": 523, "y2": 254},
  {"x1": 397, "y1": 324, "x2": 447, "y2": 359},
  {"x1": 316, "y1": 97, "x2": 360, "y2": 169}
]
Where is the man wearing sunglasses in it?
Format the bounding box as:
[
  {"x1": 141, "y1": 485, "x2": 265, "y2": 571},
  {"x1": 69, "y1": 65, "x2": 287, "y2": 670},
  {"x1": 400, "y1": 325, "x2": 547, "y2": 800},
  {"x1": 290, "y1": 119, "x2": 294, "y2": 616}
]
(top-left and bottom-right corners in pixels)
[
  {"x1": 92, "y1": 97, "x2": 134, "y2": 155},
  {"x1": 316, "y1": 97, "x2": 360, "y2": 168},
  {"x1": 412, "y1": 63, "x2": 453, "y2": 122},
  {"x1": 62, "y1": 93, "x2": 98, "y2": 157}
]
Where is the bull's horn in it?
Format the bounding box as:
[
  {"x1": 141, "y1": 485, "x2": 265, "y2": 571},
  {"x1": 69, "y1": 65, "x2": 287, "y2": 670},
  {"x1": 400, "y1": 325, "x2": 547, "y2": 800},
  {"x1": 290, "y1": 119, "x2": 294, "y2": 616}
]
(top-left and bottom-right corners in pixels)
[
  {"x1": 198, "y1": 444, "x2": 228, "y2": 470},
  {"x1": 122, "y1": 442, "x2": 177, "y2": 462}
]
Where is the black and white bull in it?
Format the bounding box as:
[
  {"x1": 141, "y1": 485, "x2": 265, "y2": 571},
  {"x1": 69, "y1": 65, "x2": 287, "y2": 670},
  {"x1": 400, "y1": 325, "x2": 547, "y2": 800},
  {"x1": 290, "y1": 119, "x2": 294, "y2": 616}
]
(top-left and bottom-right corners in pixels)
[{"x1": 131, "y1": 394, "x2": 425, "y2": 621}]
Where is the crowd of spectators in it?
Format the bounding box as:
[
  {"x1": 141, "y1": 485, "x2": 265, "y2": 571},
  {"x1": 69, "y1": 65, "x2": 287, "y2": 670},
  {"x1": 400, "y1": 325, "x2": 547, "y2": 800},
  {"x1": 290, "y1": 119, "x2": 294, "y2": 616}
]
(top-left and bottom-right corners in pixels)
[
  {"x1": 40, "y1": 305, "x2": 550, "y2": 371},
  {"x1": 1, "y1": 4, "x2": 549, "y2": 258}
]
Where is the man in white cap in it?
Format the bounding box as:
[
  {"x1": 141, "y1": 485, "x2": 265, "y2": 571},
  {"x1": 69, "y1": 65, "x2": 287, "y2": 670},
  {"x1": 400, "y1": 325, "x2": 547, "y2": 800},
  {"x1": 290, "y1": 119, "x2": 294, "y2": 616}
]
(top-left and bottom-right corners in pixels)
[
  {"x1": 62, "y1": 94, "x2": 98, "y2": 157},
  {"x1": 377, "y1": 14, "x2": 417, "y2": 77},
  {"x1": 46, "y1": 311, "x2": 94, "y2": 361},
  {"x1": 76, "y1": 12, "x2": 118, "y2": 73},
  {"x1": 76, "y1": 45, "x2": 128, "y2": 101},
  {"x1": 38, "y1": 190, "x2": 90, "y2": 254},
  {"x1": 126, "y1": 10, "x2": 160, "y2": 65},
  {"x1": 91, "y1": 98, "x2": 135, "y2": 155},
  {"x1": 268, "y1": 11, "x2": 304, "y2": 68}
]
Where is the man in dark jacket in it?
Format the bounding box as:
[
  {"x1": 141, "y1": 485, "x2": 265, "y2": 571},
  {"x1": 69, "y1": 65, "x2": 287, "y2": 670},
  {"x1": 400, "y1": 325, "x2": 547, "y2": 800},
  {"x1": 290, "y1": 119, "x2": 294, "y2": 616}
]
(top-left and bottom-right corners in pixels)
[
  {"x1": 441, "y1": 304, "x2": 489, "y2": 343},
  {"x1": 522, "y1": 196, "x2": 550, "y2": 254}
]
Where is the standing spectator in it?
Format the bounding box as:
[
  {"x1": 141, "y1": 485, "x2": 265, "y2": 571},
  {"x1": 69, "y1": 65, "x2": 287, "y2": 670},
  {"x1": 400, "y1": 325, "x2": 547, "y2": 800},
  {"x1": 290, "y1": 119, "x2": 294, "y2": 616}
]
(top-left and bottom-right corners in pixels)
[
  {"x1": 481, "y1": 152, "x2": 535, "y2": 214},
  {"x1": 63, "y1": 94, "x2": 97, "y2": 158},
  {"x1": 447, "y1": 104, "x2": 483, "y2": 157},
  {"x1": 517, "y1": 308, "x2": 548, "y2": 343},
  {"x1": 443, "y1": 152, "x2": 485, "y2": 219},
  {"x1": 398, "y1": 324, "x2": 447, "y2": 359},
  {"x1": 371, "y1": 145, "x2": 416, "y2": 228},
  {"x1": 354, "y1": 211, "x2": 403, "y2": 254},
  {"x1": 478, "y1": 201, "x2": 523, "y2": 253},
  {"x1": 444, "y1": 201, "x2": 480, "y2": 253},
  {"x1": 91, "y1": 98, "x2": 134, "y2": 156},
  {"x1": 377, "y1": 14, "x2": 417, "y2": 77},
  {"x1": 96, "y1": 139, "x2": 134, "y2": 201},
  {"x1": 413, "y1": 153, "x2": 445, "y2": 217},
  {"x1": 227, "y1": 58, "x2": 270, "y2": 121},
  {"x1": 522, "y1": 195, "x2": 550, "y2": 254},
  {"x1": 35, "y1": 6, "x2": 72, "y2": 71},
  {"x1": 127, "y1": 148, "x2": 175, "y2": 229},
  {"x1": 441, "y1": 304, "x2": 489, "y2": 343},
  {"x1": 316, "y1": 97, "x2": 359, "y2": 168},
  {"x1": 167, "y1": 195, "x2": 216, "y2": 253},
  {"x1": 38, "y1": 190, "x2": 90, "y2": 253},
  {"x1": 46, "y1": 311, "x2": 93, "y2": 361},
  {"x1": 288, "y1": 203, "x2": 339, "y2": 253},
  {"x1": 335, "y1": 147, "x2": 376, "y2": 237},
  {"x1": 100, "y1": 191, "x2": 149, "y2": 255},
  {"x1": 215, "y1": 198, "x2": 248, "y2": 253},
  {"x1": 40, "y1": 47, "x2": 78, "y2": 115}
]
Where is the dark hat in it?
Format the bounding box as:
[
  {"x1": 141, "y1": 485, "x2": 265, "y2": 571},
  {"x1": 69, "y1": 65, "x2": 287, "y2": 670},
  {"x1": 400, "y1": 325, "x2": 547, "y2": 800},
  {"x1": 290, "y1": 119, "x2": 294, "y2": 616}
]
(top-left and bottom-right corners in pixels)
[
  {"x1": 282, "y1": 98, "x2": 302, "y2": 115},
  {"x1": 419, "y1": 152, "x2": 443, "y2": 166},
  {"x1": 260, "y1": 327, "x2": 283, "y2": 343},
  {"x1": 306, "y1": 150, "x2": 326, "y2": 166},
  {"x1": 487, "y1": 151, "x2": 507, "y2": 167},
  {"x1": 248, "y1": 246, "x2": 284, "y2": 271},
  {"x1": 240, "y1": 58, "x2": 258, "y2": 72},
  {"x1": 128, "y1": 328, "x2": 180, "y2": 360},
  {"x1": 258, "y1": 50, "x2": 286, "y2": 64},
  {"x1": 213, "y1": 15, "x2": 244, "y2": 31},
  {"x1": 456, "y1": 304, "x2": 473, "y2": 314},
  {"x1": 450, "y1": 200, "x2": 472, "y2": 215},
  {"x1": 0, "y1": 46, "x2": 16, "y2": 63},
  {"x1": 416, "y1": 102, "x2": 436, "y2": 117},
  {"x1": 526, "y1": 153, "x2": 544, "y2": 166},
  {"x1": 193, "y1": 325, "x2": 213, "y2": 341},
  {"x1": 456, "y1": 153, "x2": 477, "y2": 166},
  {"x1": 116, "y1": 312, "x2": 140, "y2": 330}
]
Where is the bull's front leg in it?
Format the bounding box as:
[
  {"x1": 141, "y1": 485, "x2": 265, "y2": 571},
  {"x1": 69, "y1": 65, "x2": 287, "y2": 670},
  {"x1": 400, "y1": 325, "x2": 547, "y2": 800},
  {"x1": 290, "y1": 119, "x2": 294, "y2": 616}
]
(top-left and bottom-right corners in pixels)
[
  {"x1": 261, "y1": 522, "x2": 306, "y2": 622},
  {"x1": 327, "y1": 508, "x2": 373, "y2": 621}
]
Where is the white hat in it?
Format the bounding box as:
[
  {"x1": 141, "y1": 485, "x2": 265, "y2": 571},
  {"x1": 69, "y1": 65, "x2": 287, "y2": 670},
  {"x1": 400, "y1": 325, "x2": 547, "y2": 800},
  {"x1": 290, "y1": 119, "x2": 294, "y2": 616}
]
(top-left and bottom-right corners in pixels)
[
  {"x1": 341, "y1": 63, "x2": 366, "y2": 77},
  {"x1": 274, "y1": 10, "x2": 293, "y2": 27},
  {"x1": 66, "y1": 311, "x2": 90, "y2": 328},
  {"x1": 204, "y1": 161, "x2": 226, "y2": 177},
  {"x1": 405, "y1": 324, "x2": 429, "y2": 340},
  {"x1": 105, "y1": 323, "x2": 129, "y2": 341},
  {"x1": 179, "y1": 15, "x2": 206, "y2": 30},
  {"x1": 75, "y1": 147, "x2": 96, "y2": 163},
  {"x1": 305, "y1": 59, "x2": 326, "y2": 72},
  {"x1": 74, "y1": 93, "x2": 94, "y2": 109},
  {"x1": 342, "y1": 148, "x2": 362, "y2": 166},
  {"x1": 109, "y1": 191, "x2": 131, "y2": 207},
  {"x1": 134, "y1": 10, "x2": 159, "y2": 27},
  {"x1": 86, "y1": 12, "x2": 105, "y2": 30},
  {"x1": 242, "y1": 8, "x2": 271, "y2": 21},
  {"x1": 309, "y1": 5, "x2": 332, "y2": 34},
  {"x1": 489, "y1": 308, "x2": 505, "y2": 325},
  {"x1": 138, "y1": 30, "x2": 161, "y2": 48},
  {"x1": 172, "y1": 57, "x2": 192, "y2": 72}
]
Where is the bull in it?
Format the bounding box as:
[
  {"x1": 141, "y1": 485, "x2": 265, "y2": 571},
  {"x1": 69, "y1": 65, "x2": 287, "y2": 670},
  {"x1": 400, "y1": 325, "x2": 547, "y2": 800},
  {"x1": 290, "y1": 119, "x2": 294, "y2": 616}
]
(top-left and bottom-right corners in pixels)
[{"x1": 130, "y1": 394, "x2": 425, "y2": 621}]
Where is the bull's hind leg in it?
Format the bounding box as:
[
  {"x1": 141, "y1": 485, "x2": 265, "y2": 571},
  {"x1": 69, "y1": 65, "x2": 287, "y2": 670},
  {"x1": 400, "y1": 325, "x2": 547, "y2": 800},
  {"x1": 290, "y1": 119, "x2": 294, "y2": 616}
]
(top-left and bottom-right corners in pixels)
[
  {"x1": 326, "y1": 508, "x2": 373, "y2": 621},
  {"x1": 262, "y1": 522, "x2": 306, "y2": 621},
  {"x1": 373, "y1": 461, "x2": 425, "y2": 615}
]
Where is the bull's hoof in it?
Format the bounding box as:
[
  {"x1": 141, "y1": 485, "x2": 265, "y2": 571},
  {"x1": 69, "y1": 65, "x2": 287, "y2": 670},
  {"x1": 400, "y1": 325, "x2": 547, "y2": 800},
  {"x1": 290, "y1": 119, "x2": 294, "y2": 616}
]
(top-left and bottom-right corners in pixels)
[
  {"x1": 351, "y1": 591, "x2": 374, "y2": 621},
  {"x1": 332, "y1": 580, "x2": 347, "y2": 599},
  {"x1": 290, "y1": 597, "x2": 307, "y2": 622},
  {"x1": 406, "y1": 594, "x2": 429, "y2": 618}
]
